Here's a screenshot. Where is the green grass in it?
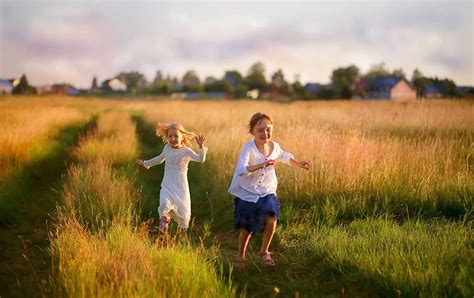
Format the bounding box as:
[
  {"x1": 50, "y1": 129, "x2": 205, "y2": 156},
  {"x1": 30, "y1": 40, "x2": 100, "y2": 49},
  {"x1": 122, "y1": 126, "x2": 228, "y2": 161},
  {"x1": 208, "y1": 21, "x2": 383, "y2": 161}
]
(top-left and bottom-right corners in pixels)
[
  {"x1": 134, "y1": 118, "x2": 473, "y2": 297},
  {"x1": 2, "y1": 99, "x2": 472, "y2": 297},
  {"x1": 49, "y1": 111, "x2": 232, "y2": 297},
  {"x1": 0, "y1": 115, "x2": 96, "y2": 297}
]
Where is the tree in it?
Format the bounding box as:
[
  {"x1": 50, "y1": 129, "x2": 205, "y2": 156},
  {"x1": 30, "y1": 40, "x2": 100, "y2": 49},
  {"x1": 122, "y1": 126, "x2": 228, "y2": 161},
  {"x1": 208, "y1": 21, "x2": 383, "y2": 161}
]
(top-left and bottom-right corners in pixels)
[
  {"x1": 330, "y1": 65, "x2": 360, "y2": 99},
  {"x1": 143, "y1": 70, "x2": 173, "y2": 95},
  {"x1": 290, "y1": 74, "x2": 306, "y2": 99},
  {"x1": 411, "y1": 68, "x2": 429, "y2": 98},
  {"x1": 12, "y1": 74, "x2": 36, "y2": 95},
  {"x1": 204, "y1": 76, "x2": 232, "y2": 93},
  {"x1": 316, "y1": 85, "x2": 337, "y2": 99},
  {"x1": 234, "y1": 84, "x2": 249, "y2": 99},
  {"x1": 270, "y1": 69, "x2": 289, "y2": 94},
  {"x1": 244, "y1": 62, "x2": 267, "y2": 92},
  {"x1": 115, "y1": 71, "x2": 147, "y2": 94},
  {"x1": 90, "y1": 76, "x2": 98, "y2": 93},
  {"x1": 364, "y1": 62, "x2": 390, "y2": 83},
  {"x1": 392, "y1": 68, "x2": 406, "y2": 79},
  {"x1": 152, "y1": 70, "x2": 164, "y2": 86},
  {"x1": 223, "y1": 70, "x2": 243, "y2": 86},
  {"x1": 181, "y1": 70, "x2": 202, "y2": 92}
]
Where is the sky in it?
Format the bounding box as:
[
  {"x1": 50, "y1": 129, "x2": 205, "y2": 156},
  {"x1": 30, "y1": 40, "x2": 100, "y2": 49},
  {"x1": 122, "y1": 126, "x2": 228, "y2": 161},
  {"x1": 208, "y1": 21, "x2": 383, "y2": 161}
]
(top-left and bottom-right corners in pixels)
[{"x1": 1, "y1": 0, "x2": 473, "y2": 88}]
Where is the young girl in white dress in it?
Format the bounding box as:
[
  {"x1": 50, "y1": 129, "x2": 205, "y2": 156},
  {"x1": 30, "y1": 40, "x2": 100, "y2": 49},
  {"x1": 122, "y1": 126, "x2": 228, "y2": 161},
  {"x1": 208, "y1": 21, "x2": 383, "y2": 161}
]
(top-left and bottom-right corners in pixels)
[
  {"x1": 228, "y1": 113, "x2": 311, "y2": 267},
  {"x1": 136, "y1": 122, "x2": 207, "y2": 233}
]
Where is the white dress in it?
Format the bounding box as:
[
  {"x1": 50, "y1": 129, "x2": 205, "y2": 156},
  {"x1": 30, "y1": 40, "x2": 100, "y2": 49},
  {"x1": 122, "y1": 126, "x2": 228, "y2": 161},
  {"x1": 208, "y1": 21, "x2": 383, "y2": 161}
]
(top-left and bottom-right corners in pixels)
[{"x1": 143, "y1": 144, "x2": 208, "y2": 228}]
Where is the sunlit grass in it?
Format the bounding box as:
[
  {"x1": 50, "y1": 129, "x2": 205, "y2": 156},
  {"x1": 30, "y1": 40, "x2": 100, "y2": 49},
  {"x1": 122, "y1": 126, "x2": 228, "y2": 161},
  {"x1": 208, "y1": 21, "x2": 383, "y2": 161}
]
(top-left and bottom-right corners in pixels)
[
  {"x1": 140, "y1": 99, "x2": 473, "y2": 219},
  {"x1": 51, "y1": 219, "x2": 232, "y2": 297},
  {"x1": 1, "y1": 96, "x2": 472, "y2": 296},
  {"x1": 138, "y1": 98, "x2": 473, "y2": 295},
  {"x1": 74, "y1": 111, "x2": 139, "y2": 165},
  {"x1": 0, "y1": 97, "x2": 90, "y2": 180},
  {"x1": 51, "y1": 108, "x2": 232, "y2": 297},
  {"x1": 283, "y1": 218, "x2": 473, "y2": 297}
]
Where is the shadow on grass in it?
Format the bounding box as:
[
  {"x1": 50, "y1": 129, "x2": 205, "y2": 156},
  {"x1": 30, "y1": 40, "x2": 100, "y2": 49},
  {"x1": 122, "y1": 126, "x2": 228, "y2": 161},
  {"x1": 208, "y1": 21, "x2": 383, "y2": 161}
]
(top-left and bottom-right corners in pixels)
[{"x1": 130, "y1": 112, "x2": 165, "y2": 221}]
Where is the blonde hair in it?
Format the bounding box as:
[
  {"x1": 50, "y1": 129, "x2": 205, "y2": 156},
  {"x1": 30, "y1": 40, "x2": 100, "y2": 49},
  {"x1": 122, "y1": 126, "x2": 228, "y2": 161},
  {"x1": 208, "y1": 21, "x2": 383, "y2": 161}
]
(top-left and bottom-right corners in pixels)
[
  {"x1": 248, "y1": 112, "x2": 273, "y2": 133},
  {"x1": 156, "y1": 122, "x2": 196, "y2": 147}
]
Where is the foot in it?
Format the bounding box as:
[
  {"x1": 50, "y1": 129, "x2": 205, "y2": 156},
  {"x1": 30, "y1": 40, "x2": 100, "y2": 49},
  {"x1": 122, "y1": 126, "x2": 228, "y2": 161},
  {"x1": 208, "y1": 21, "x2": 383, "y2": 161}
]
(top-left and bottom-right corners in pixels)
[
  {"x1": 233, "y1": 256, "x2": 246, "y2": 269},
  {"x1": 158, "y1": 216, "x2": 170, "y2": 234},
  {"x1": 258, "y1": 251, "x2": 275, "y2": 267}
]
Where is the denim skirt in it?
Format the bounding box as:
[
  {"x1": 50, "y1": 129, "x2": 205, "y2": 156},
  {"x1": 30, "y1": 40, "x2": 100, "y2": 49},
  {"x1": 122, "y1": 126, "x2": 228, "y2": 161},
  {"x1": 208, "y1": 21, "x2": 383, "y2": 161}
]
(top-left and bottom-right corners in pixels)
[{"x1": 234, "y1": 193, "x2": 280, "y2": 234}]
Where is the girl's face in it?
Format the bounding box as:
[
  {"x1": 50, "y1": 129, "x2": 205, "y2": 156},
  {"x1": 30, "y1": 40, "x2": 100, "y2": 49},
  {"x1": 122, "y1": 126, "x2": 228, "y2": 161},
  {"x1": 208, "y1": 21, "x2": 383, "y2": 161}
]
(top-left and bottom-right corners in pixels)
[
  {"x1": 167, "y1": 128, "x2": 184, "y2": 148},
  {"x1": 251, "y1": 119, "x2": 273, "y2": 144}
]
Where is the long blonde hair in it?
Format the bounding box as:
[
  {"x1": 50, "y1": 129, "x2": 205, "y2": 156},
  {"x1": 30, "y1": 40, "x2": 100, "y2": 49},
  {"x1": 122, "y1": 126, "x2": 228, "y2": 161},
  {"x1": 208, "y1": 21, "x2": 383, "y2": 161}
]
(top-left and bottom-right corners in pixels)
[{"x1": 156, "y1": 122, "x2": 196, "y2": 147}]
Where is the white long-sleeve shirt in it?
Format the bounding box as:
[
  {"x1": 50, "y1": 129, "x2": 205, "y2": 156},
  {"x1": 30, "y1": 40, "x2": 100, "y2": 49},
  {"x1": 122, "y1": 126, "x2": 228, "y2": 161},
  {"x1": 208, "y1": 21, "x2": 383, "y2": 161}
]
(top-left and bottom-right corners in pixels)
[{"x1": 228, "y1": 140, "x2": 294, "y2": 203}]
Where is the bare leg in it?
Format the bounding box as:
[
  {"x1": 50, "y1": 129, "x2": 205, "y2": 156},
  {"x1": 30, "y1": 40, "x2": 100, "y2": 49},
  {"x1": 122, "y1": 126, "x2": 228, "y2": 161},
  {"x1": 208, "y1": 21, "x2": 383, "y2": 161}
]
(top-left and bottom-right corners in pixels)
[
  {"x1": 237, "y1": 228, "x2": 251, "y2": 260},
  {"x1": 260, "y1": 216, "x2": 277, "y2": 254}
]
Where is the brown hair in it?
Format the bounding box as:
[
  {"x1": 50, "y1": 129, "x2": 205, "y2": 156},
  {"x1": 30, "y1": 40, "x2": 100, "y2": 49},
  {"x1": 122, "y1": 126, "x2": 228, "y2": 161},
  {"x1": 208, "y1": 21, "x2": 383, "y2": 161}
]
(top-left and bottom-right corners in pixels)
[
  {"x1": 248, "y1": 112, "x2": 273, "y2": 133},
  {"x1": 156, "y1": 122, "x2": 197, "y2": 147}
]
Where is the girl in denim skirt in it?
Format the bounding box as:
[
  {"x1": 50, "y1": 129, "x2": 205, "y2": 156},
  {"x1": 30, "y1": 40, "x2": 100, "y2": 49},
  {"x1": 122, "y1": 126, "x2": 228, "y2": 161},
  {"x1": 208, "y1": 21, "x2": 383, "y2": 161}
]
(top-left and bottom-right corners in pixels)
[{"x1": 228, "y1": 113, "x2": 311, "y2": 267}]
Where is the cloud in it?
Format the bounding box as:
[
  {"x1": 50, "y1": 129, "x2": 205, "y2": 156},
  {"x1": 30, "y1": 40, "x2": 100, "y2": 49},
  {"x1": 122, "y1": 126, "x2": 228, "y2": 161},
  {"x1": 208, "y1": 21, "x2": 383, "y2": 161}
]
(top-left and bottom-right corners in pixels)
[{"x1": 1, "y1": 1, "x2": 472, "y2": 87}]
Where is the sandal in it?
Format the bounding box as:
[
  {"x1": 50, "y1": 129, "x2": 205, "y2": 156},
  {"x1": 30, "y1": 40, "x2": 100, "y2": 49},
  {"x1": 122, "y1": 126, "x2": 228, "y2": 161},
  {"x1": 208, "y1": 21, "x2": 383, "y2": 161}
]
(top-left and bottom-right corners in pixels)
[
  {"x1": 158, "y1": 216, "x2": 170, "y2": 234},
  {"x1": 233, "y1": 256, "x2": 246, "y2": 269},
  {"x1": 259, "y1": 251, "x2": 275, "y2": 267}
]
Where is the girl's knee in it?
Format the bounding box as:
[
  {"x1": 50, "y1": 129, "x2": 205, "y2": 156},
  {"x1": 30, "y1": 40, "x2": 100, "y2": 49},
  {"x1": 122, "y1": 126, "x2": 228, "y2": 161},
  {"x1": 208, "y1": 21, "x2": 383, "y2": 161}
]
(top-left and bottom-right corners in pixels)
[{"x1": 267, "y1": 216, "x2": 277, "y2": 224}]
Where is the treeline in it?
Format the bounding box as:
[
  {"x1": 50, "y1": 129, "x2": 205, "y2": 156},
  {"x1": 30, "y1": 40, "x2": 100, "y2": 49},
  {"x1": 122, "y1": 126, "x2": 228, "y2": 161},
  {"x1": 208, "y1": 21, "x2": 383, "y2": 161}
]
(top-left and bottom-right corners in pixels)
[
  {"x1": 10, "y1": 61, "x2": 474, "y2": 99},
  {"x1": 93, "y1": 62, "x2": 469, "y2": 99}
]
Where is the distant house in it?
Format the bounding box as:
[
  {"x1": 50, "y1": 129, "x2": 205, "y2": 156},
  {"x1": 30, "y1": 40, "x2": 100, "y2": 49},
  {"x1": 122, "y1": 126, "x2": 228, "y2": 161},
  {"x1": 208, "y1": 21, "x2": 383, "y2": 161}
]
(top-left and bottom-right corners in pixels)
[
  {"x1": 304, "y1": 83, "x2": 321, "y2": 94},
  {"x1": 100, "y1": 78, "x2": 127, "y2": 92},
  {"x1": 37, "y1": 85, "x2": 53, "y2": 95},
  {"x1": 0, "y1": 78, "x2": 20, "y2": 95},
  {"x1": 422, "y1": 85, "x2": 443, "y2": 99},
  {"x1": 51, "y1": 83, "x2": 78, "y2": 95},
  {"x1": 366, "y1": 77, "x2": 416, "y2": 100},
  {"x1": 246, "y1": 89, "x2": 259, "y2": 99},
  {"x1": 261, "y1": 91, "x2": 290, "y2": 102}
]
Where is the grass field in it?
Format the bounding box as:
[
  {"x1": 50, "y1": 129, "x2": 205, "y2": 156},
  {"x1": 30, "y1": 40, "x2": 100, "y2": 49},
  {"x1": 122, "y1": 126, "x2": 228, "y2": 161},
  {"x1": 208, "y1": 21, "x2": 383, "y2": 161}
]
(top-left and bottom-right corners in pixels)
[{"x1": 0, "y1": 96, "x2": 472, "y2": 297}]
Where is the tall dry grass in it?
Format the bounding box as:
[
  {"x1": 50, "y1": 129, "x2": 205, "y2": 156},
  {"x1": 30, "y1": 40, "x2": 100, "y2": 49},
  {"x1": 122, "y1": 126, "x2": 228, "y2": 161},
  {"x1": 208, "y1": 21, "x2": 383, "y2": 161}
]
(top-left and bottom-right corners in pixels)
[
  {"x1": 61, "y1": 111, "x2": 140, "y2": 230},
  {"x1": 0, "y1": 97, "x2": 91, "y2": 180},
  {"x1": 135, "y1": 99, "x2": 472, "y2": 296},
  {"x1": 139, "y1": 99, "x2": 473, "y2": 220}
]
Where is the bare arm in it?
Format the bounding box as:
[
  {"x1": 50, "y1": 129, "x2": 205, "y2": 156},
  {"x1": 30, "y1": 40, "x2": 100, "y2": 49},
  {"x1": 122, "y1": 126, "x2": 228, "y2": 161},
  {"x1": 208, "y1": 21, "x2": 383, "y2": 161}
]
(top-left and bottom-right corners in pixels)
[{"x1": 290, "y1": 158, "x2": 311, "y2": 170}]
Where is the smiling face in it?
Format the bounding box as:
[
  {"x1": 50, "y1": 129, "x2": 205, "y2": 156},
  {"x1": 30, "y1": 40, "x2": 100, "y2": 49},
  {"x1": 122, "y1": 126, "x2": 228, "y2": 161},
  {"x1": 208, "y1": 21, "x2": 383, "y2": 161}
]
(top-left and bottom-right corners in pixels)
[
  {"x1": 251, "y1": 118, "x2": 273, "y2": 145},
  {"x1": 167, "y1": 128, "x2": 184, "y2": 148}
]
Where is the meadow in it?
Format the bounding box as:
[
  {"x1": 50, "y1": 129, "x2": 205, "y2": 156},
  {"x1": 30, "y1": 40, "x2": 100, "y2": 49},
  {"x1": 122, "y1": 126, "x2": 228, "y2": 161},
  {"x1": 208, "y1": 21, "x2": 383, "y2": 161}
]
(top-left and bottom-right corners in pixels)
[{"x1": 0, "y1": 96, "x2": 472, "y2": 297}]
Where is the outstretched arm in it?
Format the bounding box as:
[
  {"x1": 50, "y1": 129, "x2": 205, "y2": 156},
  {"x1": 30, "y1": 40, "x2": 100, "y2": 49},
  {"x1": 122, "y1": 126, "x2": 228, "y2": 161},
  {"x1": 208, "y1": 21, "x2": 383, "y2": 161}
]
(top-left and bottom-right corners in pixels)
[
  {"x1": 276, "y1": 143, "x2": 311, "y2": 170},
  {"x1": 290, "y1": 158, "x2": 311, "y2": 170},
  {"x1": 136, "y1": 148, "x2": 166, "y2": 169}
]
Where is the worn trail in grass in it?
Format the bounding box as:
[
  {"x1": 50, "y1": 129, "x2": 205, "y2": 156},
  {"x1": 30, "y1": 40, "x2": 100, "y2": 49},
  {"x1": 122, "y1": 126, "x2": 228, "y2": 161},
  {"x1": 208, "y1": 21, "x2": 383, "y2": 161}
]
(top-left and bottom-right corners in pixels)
[{"x1": 0, "y1": 116, "x2": 96, "y2": 297}]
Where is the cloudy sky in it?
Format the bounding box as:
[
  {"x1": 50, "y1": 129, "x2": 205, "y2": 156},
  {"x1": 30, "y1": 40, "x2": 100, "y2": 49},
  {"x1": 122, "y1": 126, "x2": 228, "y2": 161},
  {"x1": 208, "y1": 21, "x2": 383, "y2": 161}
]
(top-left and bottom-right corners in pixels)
[{"x1": 1, "y1": 0, "x2": 472, "y2": 88}]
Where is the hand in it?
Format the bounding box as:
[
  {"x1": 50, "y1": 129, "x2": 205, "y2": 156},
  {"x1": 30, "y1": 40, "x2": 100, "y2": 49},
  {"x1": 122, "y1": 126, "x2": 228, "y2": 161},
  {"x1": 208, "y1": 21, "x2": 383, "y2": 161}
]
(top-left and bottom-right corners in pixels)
[
  {"x1": 136, "y1": 160, "x2": 144, "y2": 166},
  {"x1": 262, "y1": 159, "x2": 275, "y2": 169},
  {"x1": 195, "y1": 134, "x2": 206, "y2": 149},
  {"x1": 299, "y1": 160, "x2": 311, "y2": 170}
]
